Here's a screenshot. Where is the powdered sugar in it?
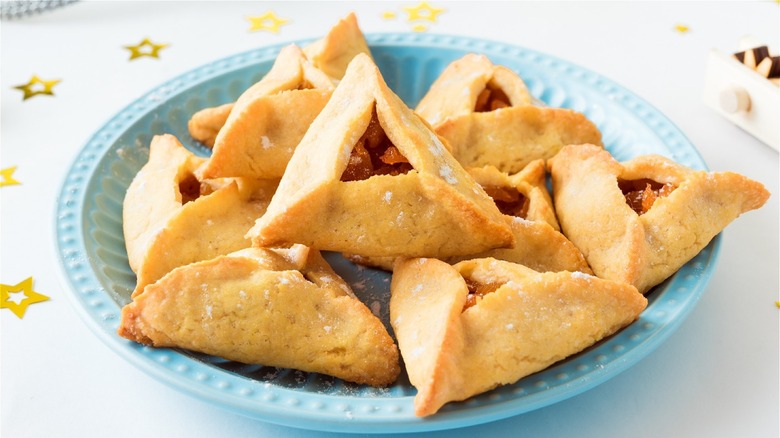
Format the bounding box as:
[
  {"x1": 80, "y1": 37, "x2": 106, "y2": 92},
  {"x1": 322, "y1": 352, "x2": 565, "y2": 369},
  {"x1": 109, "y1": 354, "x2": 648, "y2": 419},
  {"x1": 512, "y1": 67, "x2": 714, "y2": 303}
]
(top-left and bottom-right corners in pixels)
[
  {"x1": 439, "y1": 164, "x2": 458, "y2": 185},
  {"x1": 571, "y1": 271, "x2": 592, "y2": 280}
]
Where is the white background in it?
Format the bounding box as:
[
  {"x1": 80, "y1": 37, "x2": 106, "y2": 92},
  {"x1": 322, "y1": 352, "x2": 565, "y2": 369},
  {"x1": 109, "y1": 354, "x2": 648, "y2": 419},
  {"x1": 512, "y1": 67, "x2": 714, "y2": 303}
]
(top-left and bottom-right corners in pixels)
[{"x1": 1, "y1": 1, "x2": 778, "y2": 437}]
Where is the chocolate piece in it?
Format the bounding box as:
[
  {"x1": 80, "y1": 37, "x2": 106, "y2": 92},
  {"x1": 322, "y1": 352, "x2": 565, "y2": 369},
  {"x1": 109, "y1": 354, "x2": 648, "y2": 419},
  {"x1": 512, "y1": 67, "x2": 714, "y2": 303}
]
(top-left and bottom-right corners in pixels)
[
  {"x1": 734, "y1": 46, "x2": 770, "y2": 68},
  {"x1": 755, "y1": 55, "x2": 780, "y2": 78}
]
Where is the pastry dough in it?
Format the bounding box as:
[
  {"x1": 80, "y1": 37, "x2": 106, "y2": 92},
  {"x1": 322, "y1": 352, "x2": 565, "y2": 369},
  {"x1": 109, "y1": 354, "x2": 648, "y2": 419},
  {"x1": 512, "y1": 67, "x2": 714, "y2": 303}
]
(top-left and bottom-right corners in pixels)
[
  {"x1": 390, "y1": 257, "x2": 647, "y2": 416},
  {"x1": 303, "y1": 12, "x2": 373, "y2": 82},
  {"x1": 198, "y1": 44, "x2": 334, "y2": 179},
  {"x1": 187, "y1": 103, "x2": 232, "y2": 148},
  {"x1": 345, "y1": 161, "x2": 592, "y2": 273},
  {"x1": 187, "y1": 13, "x2": 370, "y2": 147},
  {"x1": 415, "y1": 53, "x2": 533, "y2": 127},
  {"x1": 449, "y1": 162, "x2": 592, "y2": 273},
  {"x1": 548, "y1": 144, "x2": 770, "y2": 293},
  {"x1": 123, "y1": 134, "x2": 276, "y2": 297},
  {"x1": 119, "y1": 245, "x2": 400, "y2": 387},
  {"x1": 437, "y1": 105, "x2": 603, "y2": 174},
  {"x1": 415, "y1": 54, "x2": 602, "y2": 173},
  {"x1": 248, "y1": 54, "x2": 514, "y2": 258}
]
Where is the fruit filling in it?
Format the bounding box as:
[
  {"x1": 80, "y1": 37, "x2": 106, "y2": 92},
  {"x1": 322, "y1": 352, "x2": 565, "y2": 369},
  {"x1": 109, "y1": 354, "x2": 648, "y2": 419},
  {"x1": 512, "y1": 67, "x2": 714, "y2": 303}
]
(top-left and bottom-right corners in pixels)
[
  {"x1": 340, "y1": 108, "x2": 413, "y2": 182},
  {"x1": 178, "y1": 174, "x2": 216, "y2": 205},
  {"x1": 618, "y1": 178, "x2": 676, "y2": 215},
  {"x1": 296, "y1": 80, "x2": 316, "y2": 90},
  {"x1": 463, "y1": 278, "x2": 503, "y2": 311},
  {"x1": 474, "y1": 83, "x2": 511, "y2": 112},
  {"x1": 482, "y1": 185, "x2": 530, "y2": 218}
]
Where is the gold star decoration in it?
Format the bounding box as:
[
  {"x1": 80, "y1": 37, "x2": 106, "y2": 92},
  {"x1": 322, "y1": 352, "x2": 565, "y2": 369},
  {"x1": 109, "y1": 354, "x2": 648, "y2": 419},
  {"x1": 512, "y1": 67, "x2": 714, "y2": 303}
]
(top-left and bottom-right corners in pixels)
[
  {"x1": 403, "y1": 2, "x2": 445, "y2": 22},
  {"x1": 0, "y1": 166, "x2": 21, "y2": 187},
  {"x1": 674, "y1": 24, "x2": 690, "y2": 33},
  {"x1": 1, "y1": 277, "x2": 49, "y2": 319},
  {"x1": 247, "y1": 11, "x2": 290, "y2": 33},
  {"x1": 124, "y1": 38, "x2": 169, "y2": 61},
  {"x1": 12, "y1": 75, "x2": 61, "y2": 101}
]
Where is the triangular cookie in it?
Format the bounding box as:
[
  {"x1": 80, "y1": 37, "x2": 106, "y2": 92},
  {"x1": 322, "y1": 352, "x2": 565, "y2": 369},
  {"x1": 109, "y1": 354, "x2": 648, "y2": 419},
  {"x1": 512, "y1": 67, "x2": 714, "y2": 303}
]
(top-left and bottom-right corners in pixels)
[
  {"x1": 415, "y1": 54, "x2": 602, "y2": 173},
  {"x1": 548, "y1": 144, "x2": 770, "y2": 293},
  {"x1": 197, "y1": 45, "x2": 334, "y2": 179},
  {"x1": 187, "y1": 45, "x2": 333, "y2": 149},
  {"x1": 415, "y1": 54, "x2": 534, "y2": 127},
  {"x1": 303, "y1": 12, "x2": 373, "y2": 83},
  {"x1": 123, "y1": 134, "x2": 277, "y2": 297},
  {"x1": 187, "y1": 13, "x2": 370, "y2": 148},
  {"x1": 390, "y1": 257, "x2": 647, "y2": 416},
  {"x1": 119, "y1": 245, "x2": 400, "y2": 387},
  {"x1": 448, "y1": 161, "x2": 592, "y2": 273},
  {"x1": 247, "y1": 54, "x2": 514, "y2": 258}
]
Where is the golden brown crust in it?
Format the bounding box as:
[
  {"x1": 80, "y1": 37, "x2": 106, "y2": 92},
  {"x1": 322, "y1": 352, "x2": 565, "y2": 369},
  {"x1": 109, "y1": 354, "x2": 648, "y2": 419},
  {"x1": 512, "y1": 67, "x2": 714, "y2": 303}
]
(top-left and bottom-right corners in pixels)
[
  {"x1": 548, "y1": 144, "x2": 771, "y2": 293},
  {"x1": 187, "y1": 44, "x2": 334, "y2": 149},
  {"x1": 390, "y1": 257, "x2": 647, "y2": 416},
  {"x1": 203, "y1": 89, "x2": 332, "y2": 179},
  {"x1": 342, "y1": 161, "x2": 591, "y2": 273},
  {"x1": 123, "y1": 134, "x2": 203, "y2": 274},
  {"x1": 415, "y1": 54, "x2": 533, "y2": 127},
  {"x1": 119, "y1": 246, "x2": 400, "y2": 387},
  {"x1": 436, "y1": 106, "x2": 603, "y2": 174},
  {"x1": 390, "y1": 257, "x2": 469, "y2": 415},
  {"x1": 187, "y1": 13, "x2": 369, "y2": 147},
  {"x1": 247, "y1": 54, "x2": 514, "y2": 258},
  {"x1": 187, "y1": 103, "x2": 233, "y2": 148},
  {"x1": 303, "y1": 12, "x2": 373, "y2": 82},
  {"x1": 414, "y1": 54, "x2": 601, "y2": 173},
  {"x1": 445, "y1": 162, "x2": 591, "y2": 273},
  {"x1": 123, "y1": 134, "x2": 277, "y2": 297},
  {"x1": 198, "y1": 45, "x2": 334, "y2": 179}
]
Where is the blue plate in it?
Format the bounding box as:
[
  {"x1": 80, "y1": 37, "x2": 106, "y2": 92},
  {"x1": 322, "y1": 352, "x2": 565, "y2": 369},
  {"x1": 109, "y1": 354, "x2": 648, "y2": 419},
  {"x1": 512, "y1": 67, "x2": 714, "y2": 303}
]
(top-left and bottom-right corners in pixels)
[{"x1": 54, "y1": 33, "x2": 720, "y2": 433}]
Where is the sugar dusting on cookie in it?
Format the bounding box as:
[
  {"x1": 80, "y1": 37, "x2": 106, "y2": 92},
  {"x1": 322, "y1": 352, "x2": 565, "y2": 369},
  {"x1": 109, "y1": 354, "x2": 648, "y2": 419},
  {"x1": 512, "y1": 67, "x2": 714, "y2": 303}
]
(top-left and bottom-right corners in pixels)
[
  {"x1": 571, "y1": 271, "x2": 592, "y2": 280},
  {"x1": 439, "y1": 164, "x2": 458, "y2": 184}
]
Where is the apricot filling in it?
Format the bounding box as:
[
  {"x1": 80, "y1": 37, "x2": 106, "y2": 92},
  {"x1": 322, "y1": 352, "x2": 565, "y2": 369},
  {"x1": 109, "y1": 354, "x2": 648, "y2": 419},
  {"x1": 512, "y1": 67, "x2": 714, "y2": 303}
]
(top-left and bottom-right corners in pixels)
[
  {"x1": 463, "y1": 278, "x2": 503, "y2": 311},
  {"x1": 178, "y1": 174, "x2": 216, "y2": 205},
  {"x1": 340, "y1": 108, "x2": 413, "y2": 182},
  {"x1": 296, "y1": 80, "x2": 315, "y2": 90},
  {"x1": 474, "y1": 84, "x2": 511, "y2": 112},
  {"x1": 482, "y1": 185, "x2": 530, "y2": 218},
  {"x1": 618, "y1": 178, "x2": 676, "y2": 215}
]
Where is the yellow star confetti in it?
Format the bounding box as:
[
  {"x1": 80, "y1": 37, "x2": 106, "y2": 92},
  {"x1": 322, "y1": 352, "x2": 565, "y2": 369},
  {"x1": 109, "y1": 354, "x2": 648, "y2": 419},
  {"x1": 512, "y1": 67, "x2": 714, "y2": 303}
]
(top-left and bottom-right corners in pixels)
[
  {"x1": 124, "y1": 38, "x2": 169, "y2": 60},
  {"x1": 1, "y1": 277, "x2": 49, "y2": 319},
  {"x1": 412, "y1": 24, "x2": 428, "y2": 33},
  {"x1": 404, "y1": 2, "x2": 445, "y2": 22},
  {"x1": 382, "y1": 11, "x2": 397, "y2": 20},
  {"x1": 247, "y1": 11, "x2": 290, "y2": 33},
  {"x1": 674, "y1": 24, "x2": 690, "y2": 33},
  {"x1": 12, "y1": 75, "x2": 61, "y2": 101},
  {"x1": 0, "y1": 166, "x2": 21, "y2": 187}
]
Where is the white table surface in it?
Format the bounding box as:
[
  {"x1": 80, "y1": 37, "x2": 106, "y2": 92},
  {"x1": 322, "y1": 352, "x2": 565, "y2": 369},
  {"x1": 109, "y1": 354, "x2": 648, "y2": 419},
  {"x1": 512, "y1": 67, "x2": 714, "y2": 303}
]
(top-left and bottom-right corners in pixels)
[{"x1": 1, "y1": 1, "x2": 778, "y2": 437}]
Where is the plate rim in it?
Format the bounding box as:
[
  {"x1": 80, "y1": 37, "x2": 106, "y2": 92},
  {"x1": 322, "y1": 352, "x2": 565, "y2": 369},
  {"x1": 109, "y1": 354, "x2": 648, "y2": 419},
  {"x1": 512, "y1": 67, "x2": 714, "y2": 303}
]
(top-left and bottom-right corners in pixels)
[{"x1": 53, "y1": 32, "x2": 720, "y2": 433}]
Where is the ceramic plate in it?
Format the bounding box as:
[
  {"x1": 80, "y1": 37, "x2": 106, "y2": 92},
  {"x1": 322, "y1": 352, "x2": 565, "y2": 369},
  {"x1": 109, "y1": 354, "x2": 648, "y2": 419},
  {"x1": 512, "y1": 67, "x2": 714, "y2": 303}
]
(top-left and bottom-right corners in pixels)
[{"x1": 55, "y1": 33, "x2": 720, "y2": 433}]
